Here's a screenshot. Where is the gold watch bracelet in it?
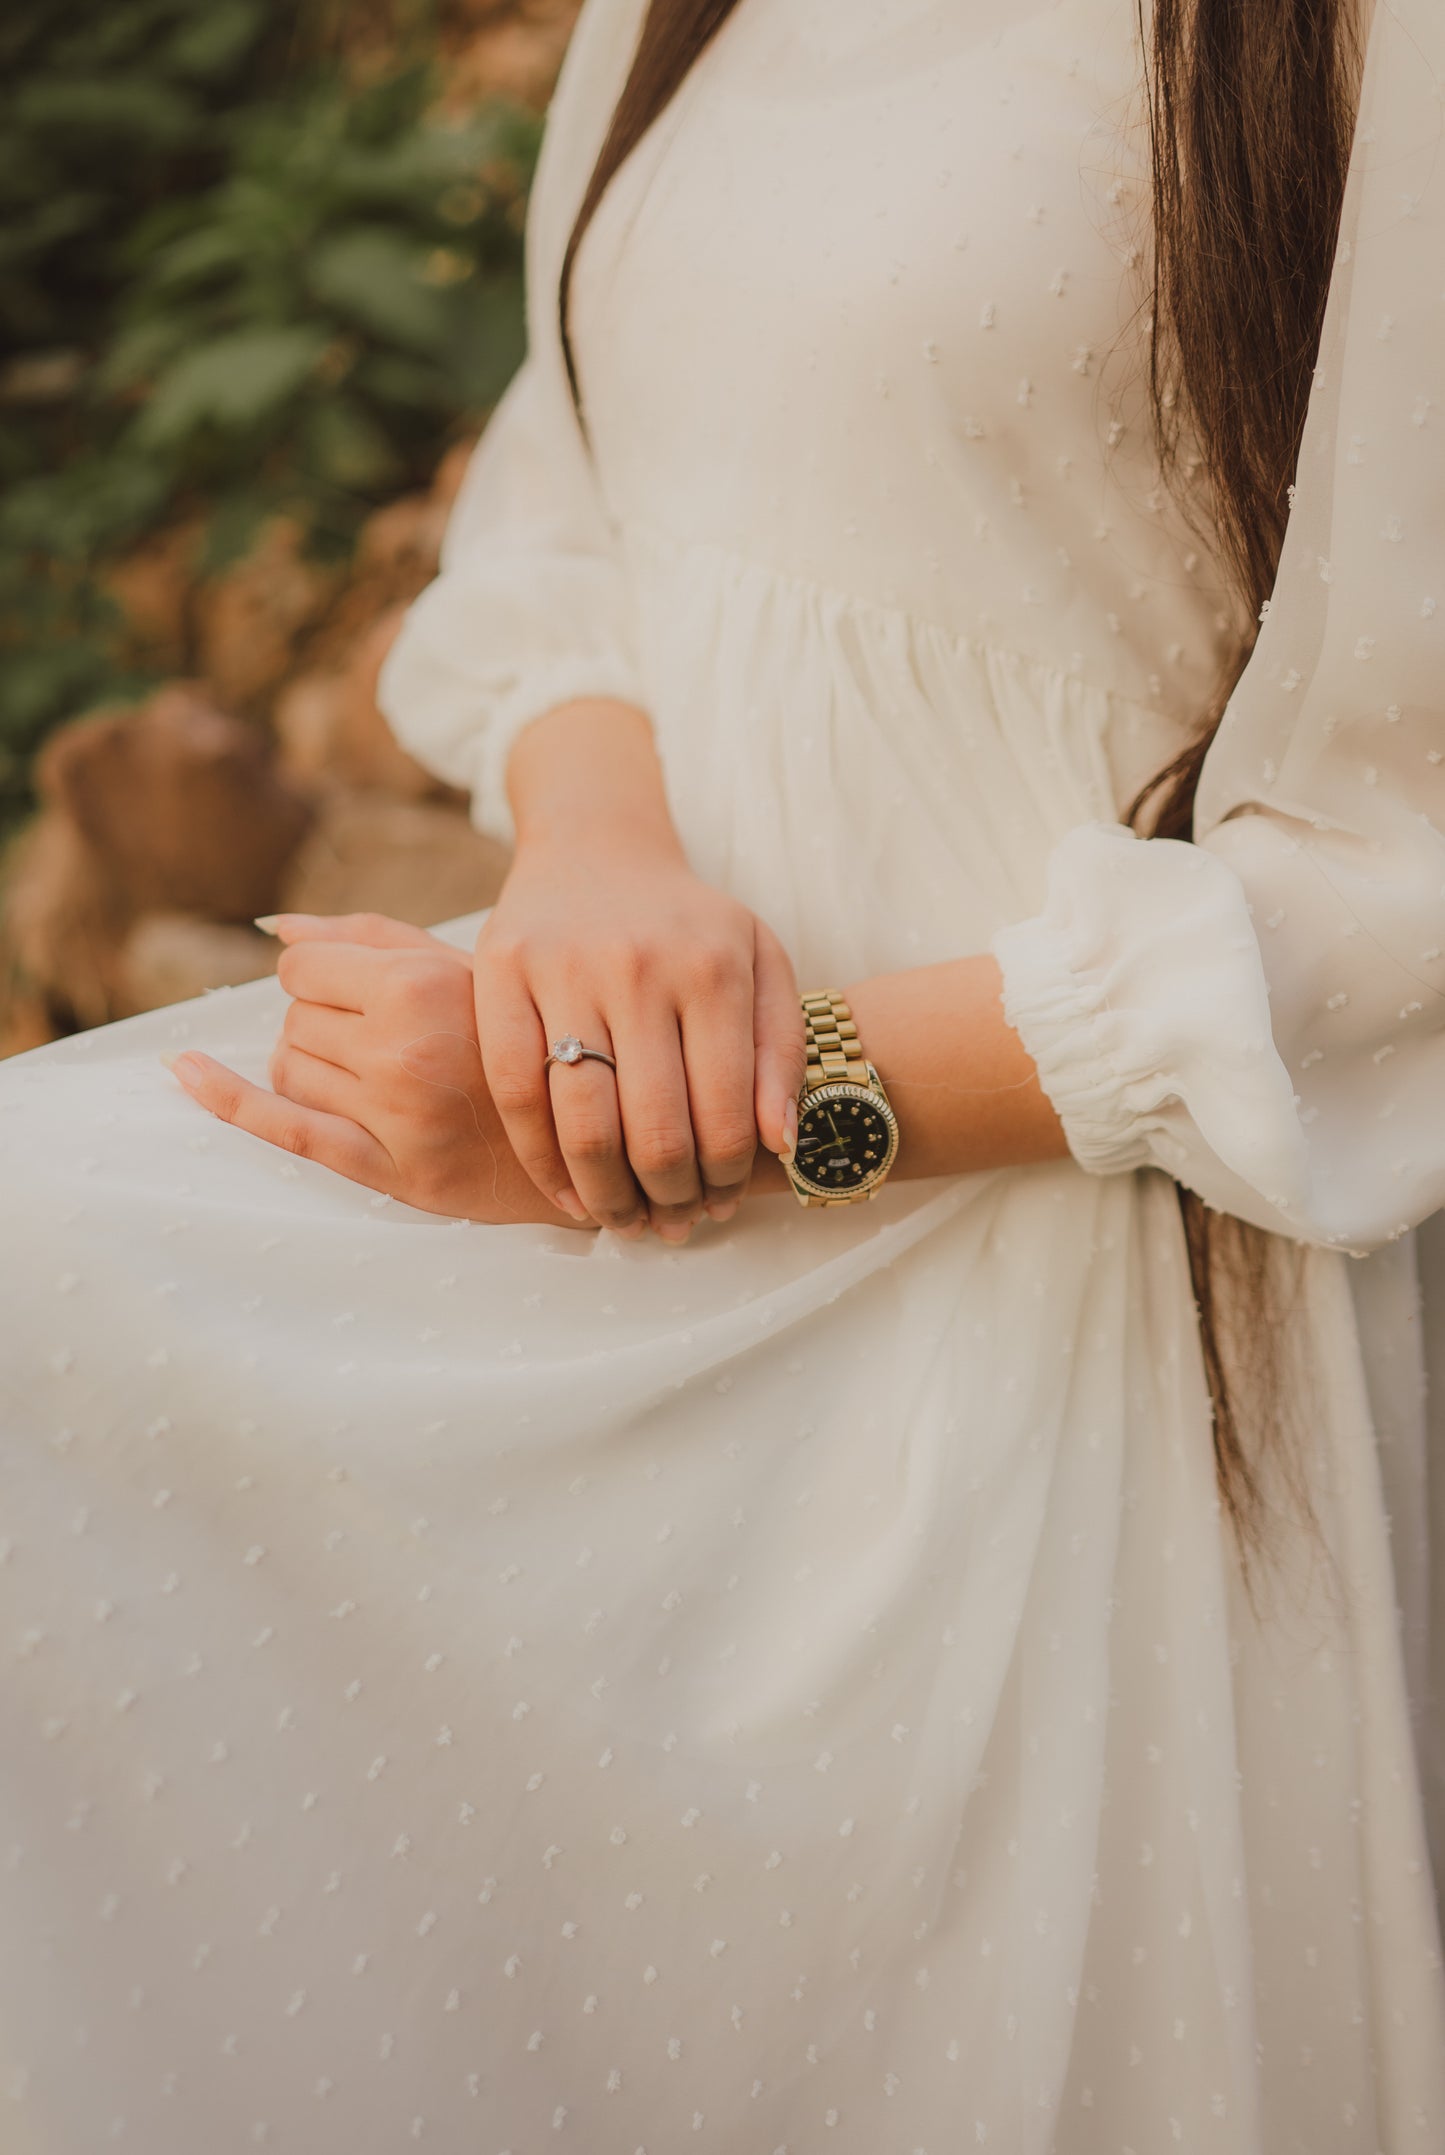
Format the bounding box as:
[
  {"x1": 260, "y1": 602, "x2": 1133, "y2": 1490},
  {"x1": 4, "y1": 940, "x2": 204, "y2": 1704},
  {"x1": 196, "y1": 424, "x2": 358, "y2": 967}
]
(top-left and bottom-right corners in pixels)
[{"x1": 799, "y1": 990, "x2": 866, "y2": 1088}]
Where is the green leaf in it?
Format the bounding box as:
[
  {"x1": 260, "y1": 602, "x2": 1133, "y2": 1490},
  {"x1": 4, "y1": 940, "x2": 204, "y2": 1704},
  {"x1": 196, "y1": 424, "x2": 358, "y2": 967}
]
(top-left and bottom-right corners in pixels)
[
  {"x1": 306, "y1": 226, "x2": 453, "y2": 353},
  {"x1": 133, "y1": 323, "x2": 331, "y2": 447},
  {"x1": 164, "y1": 2, "x2": 266, "y2": 84},
  {"x1": 10, "y1": 76, "x2": 201, "y2": 152},
  {"x1": 141, "y1": 223, "x2": 254, "y2": 296},
  {"x1": 448, "y1": 267, "x2": 527, "y2": 408},
  {"x1": 302, "y1": 396, "x2": 403, "y2": 493}
]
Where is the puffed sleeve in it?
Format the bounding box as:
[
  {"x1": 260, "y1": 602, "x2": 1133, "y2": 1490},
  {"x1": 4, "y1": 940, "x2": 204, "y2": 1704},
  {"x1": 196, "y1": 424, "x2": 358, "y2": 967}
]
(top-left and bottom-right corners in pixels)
[
  {"x1": 375, "y1": 0, "x2": 650, "y2": 848},
  {"x1": 992, "y1": 0, "x2": 1445, "y2": 1256}
]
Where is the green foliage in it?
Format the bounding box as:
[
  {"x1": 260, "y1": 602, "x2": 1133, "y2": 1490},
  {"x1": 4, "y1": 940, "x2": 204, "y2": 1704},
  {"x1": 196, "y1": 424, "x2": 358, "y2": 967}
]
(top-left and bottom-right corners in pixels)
[{"x1": 0, "y1": 0, "x2": 540, "y2": 833}]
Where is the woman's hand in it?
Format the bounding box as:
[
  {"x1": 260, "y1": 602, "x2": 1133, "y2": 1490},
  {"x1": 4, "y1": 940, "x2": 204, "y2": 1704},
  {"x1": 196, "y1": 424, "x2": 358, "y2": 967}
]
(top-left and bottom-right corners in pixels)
[
  {"x1": 162, "y1": 915, "x2": 585, "y2": 1229},
  {"x1": 479, "y1": 698, "x2": 806, "y2": 1245},
  {"x1": 475, "y1": 835, "x2": 804, "y2": 1243}
]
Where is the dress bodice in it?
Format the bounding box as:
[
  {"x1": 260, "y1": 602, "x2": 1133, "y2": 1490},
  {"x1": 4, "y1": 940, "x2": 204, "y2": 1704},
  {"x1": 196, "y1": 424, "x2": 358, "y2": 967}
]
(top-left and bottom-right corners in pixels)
[{"x1": 570, "y1": 0, "x2": 1241, "y2": 724}]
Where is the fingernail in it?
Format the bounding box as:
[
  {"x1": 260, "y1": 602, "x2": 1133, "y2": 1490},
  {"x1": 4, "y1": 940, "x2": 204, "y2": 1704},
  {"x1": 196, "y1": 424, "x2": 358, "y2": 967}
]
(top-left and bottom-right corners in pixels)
[
  {"x1": 779, "y1": 1097, "x2": 798, "y2": 1162},
  {"x1": 656, "y1": 1219, "x2": 693, "y2": 1246},
  {"x1": 705, "y1": 1197, "x2": 739, "y2": 1223},
  {"x1": 164, "y1": 1053, "x2": 204, "y2": 1089},
  {"x1": 614, "y1": 1216, "x2": 647, "y2": 1241},
  {"x1": 253, "y1": 915, "x2": 282, "y2": 935},
  {"x1": 554, "y1": 1187, "x2": 588, "y2": 1221}
]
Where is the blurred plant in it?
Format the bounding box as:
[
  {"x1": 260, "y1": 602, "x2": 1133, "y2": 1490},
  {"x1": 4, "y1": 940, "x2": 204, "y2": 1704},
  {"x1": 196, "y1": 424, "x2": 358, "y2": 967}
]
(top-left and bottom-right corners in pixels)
[{"x1": 0, "y1": 0, "x2": 540, "y2": 834}]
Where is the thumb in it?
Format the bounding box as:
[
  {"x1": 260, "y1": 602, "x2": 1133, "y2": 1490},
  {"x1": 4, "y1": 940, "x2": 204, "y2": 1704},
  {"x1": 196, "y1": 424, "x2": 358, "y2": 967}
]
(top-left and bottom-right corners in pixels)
[
  {"x1": 752, "y1": 917, "x2": 806, "y2": 1158},
  {"x1": 257, "y1": 912, "x2": 466, "y2": 963}
]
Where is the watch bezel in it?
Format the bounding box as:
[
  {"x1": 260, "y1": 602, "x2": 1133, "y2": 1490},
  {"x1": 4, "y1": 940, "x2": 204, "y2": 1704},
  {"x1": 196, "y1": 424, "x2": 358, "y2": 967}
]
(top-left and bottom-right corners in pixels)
[{"x1": 787, "y1": 1077, "x2": 900, "y2": 1200}]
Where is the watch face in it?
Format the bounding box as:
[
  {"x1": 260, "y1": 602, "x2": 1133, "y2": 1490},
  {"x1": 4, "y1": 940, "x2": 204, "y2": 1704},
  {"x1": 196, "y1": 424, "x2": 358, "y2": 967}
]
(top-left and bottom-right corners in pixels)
[{"x1": 789, "y1": 1082, "x2": 899, "y2": 1199}]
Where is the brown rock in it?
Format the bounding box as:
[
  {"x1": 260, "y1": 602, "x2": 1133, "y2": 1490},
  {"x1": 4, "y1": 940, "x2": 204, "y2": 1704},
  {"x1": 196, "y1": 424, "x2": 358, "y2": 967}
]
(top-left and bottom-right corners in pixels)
[
  {"x1": 270, "y1": 672, "x2": 350, "y2": 790},
  {"x1": 0, "y1": 986, "x2": 59, "y2": 1060},
  {"x1": 4, "y1": 814, "x2": 120, "y2": 1031},
  {"x1": 281, "y1": 788, "x2": 508, "y2": 928},
  {"x1": 194, "y1": 517, "x2": 338, "y2": 711},
  {"x1": 355, "y1": 491, "x2": 450, "y2": 577},
  {"x1": 275, "y1": 610, "x2": 449, "y2": 801},
  {"x1": 102, "y1": 520, "x2": 203, "y2": 670},
  {"x1": 121, "y1": 914, "x2": 280, "y2": 1016},
  {"x1": 6, "y1": 686, "x2": 315, "y2": 1029},
  {"x1": 37, "y1": 685, "x2": 315, "y2": 922}
]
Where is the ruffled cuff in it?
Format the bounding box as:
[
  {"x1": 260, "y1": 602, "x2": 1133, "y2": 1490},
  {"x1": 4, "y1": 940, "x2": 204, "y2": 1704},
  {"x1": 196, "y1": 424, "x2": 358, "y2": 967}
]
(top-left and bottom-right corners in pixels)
[
  {"x1": 376, "y1": 586, "x2": 648, "y2": 852},
  {"x1": 991, "y1": 820, "x2": 1312, "y2": 1211},
  {"x1": 465, "y1": 653, "x2": 651, "y2": 850}
]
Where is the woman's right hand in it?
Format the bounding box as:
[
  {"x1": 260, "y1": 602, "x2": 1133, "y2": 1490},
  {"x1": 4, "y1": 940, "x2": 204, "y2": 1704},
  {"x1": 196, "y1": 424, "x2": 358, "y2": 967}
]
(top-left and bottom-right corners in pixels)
[{"x1": 476, "y1": 700, "x2": 806, "y2": 1243}]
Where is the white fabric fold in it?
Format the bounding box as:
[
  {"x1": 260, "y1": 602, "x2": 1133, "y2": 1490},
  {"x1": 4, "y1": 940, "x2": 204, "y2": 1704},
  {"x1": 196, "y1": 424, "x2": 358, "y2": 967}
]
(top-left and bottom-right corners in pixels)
[{"x1": 994, "y1": 820, "x2": 1312, "y2": 1207}]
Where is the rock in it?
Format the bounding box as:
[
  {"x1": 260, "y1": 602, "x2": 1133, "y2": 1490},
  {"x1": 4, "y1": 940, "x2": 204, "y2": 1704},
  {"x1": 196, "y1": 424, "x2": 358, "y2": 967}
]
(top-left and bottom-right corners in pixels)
[
  {"x1": 281, "y1": 788, "x2": 508, "y2": 927},
  {"x1": 102, "y1": 521, "x2": 203, "y2": 671},
  {"x1": 355, "y1": 491, "x2": 451, "y2": 577},
  {"x1": 0, "y1": 985, "x2": 57, "y2": 1060},
  {"x1": 3, "y1": 814, "x2": 120, "y2": 1032},
  {"x1": 5, "y1": 686, "x2": 315, "y2": 1031},
  {"x1": 270, "y1": 672, "x2": 350, "y2": 790},
  {"x1": 38, "y1": 685, "x2": 315, "y2": 922},
  {"x1": 194, "y1": 517, "x2": 339, "y2": 711},
  {"x1": 121, "y1": 914, "x2": 279, "y2": 1016},
  {"x1": 275, "y1": 609, "x2": 453, "y2": 801}
]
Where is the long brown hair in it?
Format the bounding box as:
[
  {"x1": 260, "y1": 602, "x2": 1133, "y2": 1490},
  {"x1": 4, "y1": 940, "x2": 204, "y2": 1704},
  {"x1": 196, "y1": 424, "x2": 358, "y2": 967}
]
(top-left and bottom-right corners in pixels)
[{"x1": 555, "y1": 0, "x2": 1359, "y2": 1556}]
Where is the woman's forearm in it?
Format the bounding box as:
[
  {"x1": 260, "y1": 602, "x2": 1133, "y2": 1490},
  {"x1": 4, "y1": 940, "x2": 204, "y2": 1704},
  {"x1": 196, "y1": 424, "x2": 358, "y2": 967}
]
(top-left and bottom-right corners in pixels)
[
  {"x1": 506, "y1": 697, "x2": 683, "y2": 860},
  {"x1": 746, "y1": 955, "x2": 1070, "y2": 1198}
]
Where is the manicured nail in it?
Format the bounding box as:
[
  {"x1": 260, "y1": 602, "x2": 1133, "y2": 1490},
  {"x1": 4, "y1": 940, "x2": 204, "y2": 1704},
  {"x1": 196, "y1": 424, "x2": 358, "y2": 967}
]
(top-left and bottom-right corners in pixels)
[
  {"x1": 656, "y1": 1220, "x2": 693, "y2": 1245},
  {"x1": 253, "y1": 915, "x2": 282, "y2": 935},
  {"x1": 614, "y1": 1216, "x2": 647, "y2": 1241},
  {"x1": 706, "y1": 1197, "x2": 739, "y2": 1223},
  {"x1": 554, "y1": 1186, "x2": 588, "y2": 1221},
  {"x1": 779, "y1": 1097, "x2": 798, "y2": 1162},
  {"x1": 163, "y1": 1052, "x2": 205, "y2": 1089}
]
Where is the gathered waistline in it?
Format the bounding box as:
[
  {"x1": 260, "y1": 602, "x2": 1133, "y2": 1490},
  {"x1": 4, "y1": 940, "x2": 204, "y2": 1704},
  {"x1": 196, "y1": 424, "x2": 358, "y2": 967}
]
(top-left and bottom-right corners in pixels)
[{"x1": 612, "y1": 511, "x2": 1216, "y2": 729}]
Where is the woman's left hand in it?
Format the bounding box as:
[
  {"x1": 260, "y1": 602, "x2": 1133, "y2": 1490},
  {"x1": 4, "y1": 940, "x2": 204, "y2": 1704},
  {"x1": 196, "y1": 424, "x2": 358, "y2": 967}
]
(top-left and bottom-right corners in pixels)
[{"x1": 164, "y1": 913, "x2": 590, "y2": 1230}]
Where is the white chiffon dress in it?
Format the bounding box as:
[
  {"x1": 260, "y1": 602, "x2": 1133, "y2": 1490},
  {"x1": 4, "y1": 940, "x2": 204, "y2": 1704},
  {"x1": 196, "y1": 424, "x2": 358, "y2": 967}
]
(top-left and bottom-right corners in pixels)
[{"x1": 3, "y1": 1, "x2": 1445, "y2": 2149}]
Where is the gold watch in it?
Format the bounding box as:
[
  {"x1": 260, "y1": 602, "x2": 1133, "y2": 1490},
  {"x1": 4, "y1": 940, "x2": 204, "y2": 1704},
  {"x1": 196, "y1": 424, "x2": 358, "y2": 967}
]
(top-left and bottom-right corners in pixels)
[{"x1": 784, "y1": 989, "x2": 900, "y2": 1207}]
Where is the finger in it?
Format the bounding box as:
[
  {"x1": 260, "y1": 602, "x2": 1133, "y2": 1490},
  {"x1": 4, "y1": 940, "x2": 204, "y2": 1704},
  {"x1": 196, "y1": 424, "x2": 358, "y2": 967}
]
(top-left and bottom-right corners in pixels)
[
  {"x1": 473, "y1": 963, "x2": 602, "y2": 1228},
  {"x1": 275, "y1": 939, "x2": 389, "y2": 1013},
  {"x1": 261, "y1": 912, "x2": 468, "y2": 963},
  {"x1": 673, "y1": 982, "x2": 758, "y2": 1222},
  {"x1": 608, "y1": 1004, "x2": 704, "y2": 1239},
  {"x1": 752, "y1": 919, "x2": 807, "y2": 1158},
  {"x1": 163, "y1": 1051, "x2": 393, "y2": 1191},
  {"x1": 268, "y1": 1043, "x2": 365, "y2": 1119},
  {"x1": 281, "y1": 998, "x2": 366, "y2": 1075},
  {"x1": 540, "y1": 1008, "x2": 650, "y2": 1238}
]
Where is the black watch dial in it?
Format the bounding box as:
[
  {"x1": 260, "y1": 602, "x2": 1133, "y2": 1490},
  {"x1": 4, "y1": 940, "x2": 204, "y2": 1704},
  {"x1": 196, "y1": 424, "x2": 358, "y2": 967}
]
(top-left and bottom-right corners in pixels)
[{"x1": 790, "y1": 1083, "x2": 897, "y2": 1197}]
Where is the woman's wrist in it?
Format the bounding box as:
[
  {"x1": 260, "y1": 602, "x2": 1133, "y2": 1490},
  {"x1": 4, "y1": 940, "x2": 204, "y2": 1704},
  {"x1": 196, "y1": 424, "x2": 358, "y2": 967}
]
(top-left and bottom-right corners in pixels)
[
  {"x1": 506, "y1": 696, "x2": 684, "y2": 864},
  {"x1": 741, "y1": 955, "x2": 1068, "y2": 1215}
]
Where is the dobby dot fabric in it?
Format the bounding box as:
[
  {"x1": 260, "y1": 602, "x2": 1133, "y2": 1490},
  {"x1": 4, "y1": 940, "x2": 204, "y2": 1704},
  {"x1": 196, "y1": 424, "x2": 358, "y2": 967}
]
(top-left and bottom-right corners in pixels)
[{"x1": 4, "y1": 2, "x2": 1445, "y2": 2149}]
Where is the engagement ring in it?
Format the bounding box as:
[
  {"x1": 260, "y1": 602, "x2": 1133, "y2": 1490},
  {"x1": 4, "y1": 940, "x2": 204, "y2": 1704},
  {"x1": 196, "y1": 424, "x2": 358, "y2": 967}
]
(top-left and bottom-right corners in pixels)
[{"x1": 544, "y1": 1033, "x2": 618, "y2": 1074}]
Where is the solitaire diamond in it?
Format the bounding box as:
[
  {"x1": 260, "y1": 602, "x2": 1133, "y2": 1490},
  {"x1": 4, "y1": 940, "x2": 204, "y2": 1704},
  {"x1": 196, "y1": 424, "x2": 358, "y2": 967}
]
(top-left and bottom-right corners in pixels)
[{"x1": 552, "y1": 1034, "x2": 584, "y2": 1064}]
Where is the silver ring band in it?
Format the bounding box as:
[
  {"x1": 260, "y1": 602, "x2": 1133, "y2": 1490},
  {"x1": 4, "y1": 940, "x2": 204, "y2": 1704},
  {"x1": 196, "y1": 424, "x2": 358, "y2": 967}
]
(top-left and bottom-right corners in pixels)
[{"x1": 544, "y1": 1033, "x2": 617, "y2": 1075}]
